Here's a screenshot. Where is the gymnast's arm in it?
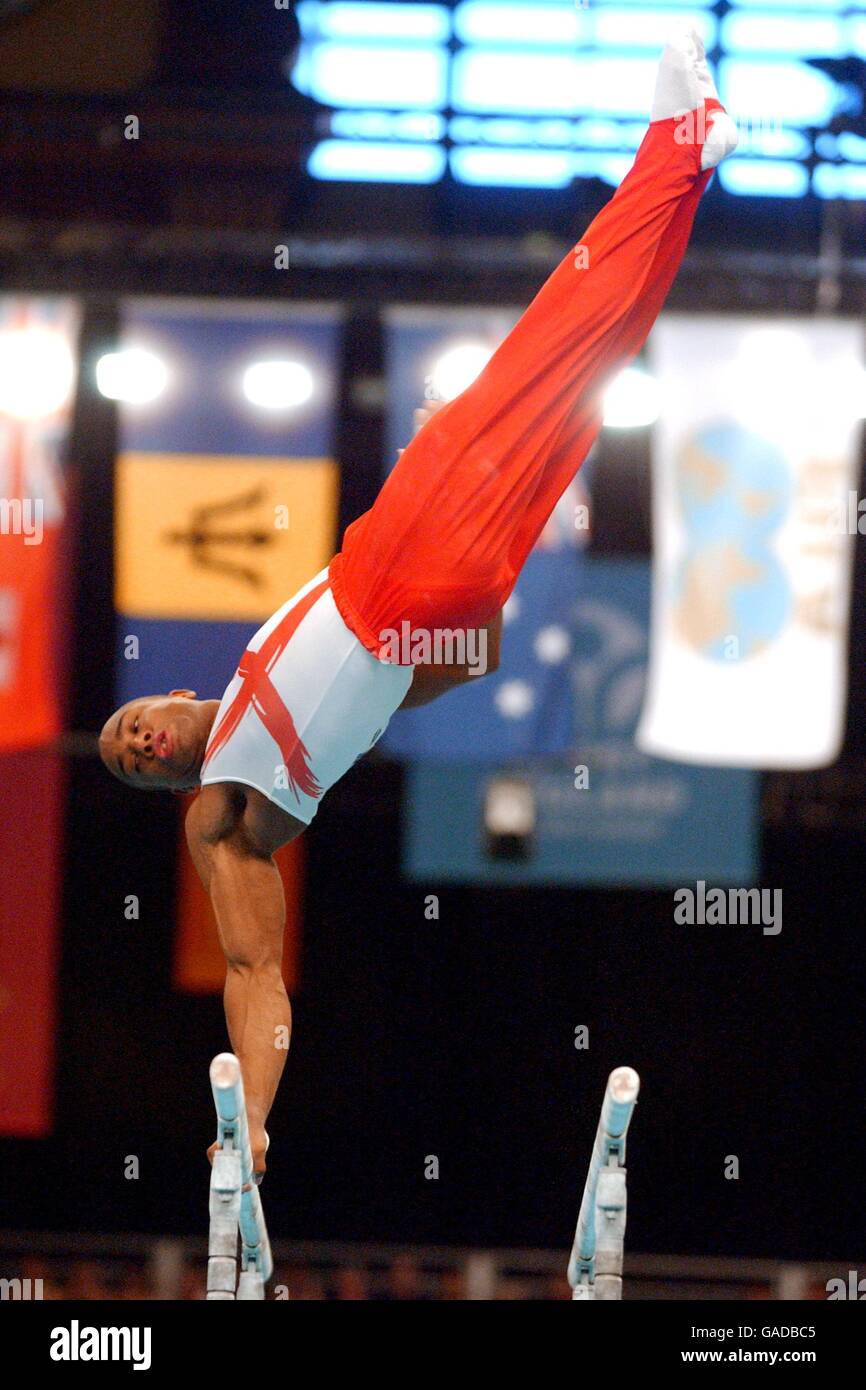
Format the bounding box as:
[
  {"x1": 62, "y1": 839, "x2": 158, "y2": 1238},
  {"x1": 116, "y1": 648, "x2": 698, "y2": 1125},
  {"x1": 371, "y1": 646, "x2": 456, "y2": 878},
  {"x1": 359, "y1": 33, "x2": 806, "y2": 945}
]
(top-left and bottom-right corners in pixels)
[
  {"x1": 399, "y1": 609, "x2": 503, "y2": 708},
  {"x1": 186, "y1": 786, "x2": 297, "y2": 1176}
]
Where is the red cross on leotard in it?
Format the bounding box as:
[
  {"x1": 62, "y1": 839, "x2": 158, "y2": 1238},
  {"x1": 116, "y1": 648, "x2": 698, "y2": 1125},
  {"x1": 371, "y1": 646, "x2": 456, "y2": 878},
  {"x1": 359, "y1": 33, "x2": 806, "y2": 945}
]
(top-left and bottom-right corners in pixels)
[{"x1": 202, "y1": 577, "x2": 330, "y2": 802}]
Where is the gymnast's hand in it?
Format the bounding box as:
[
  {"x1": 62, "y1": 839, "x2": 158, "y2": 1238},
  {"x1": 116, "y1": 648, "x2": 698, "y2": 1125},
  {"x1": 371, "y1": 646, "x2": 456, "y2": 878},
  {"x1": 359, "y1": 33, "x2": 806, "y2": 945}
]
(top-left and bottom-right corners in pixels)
[{"x1": 206, "y1": 1125, "x2": 268, "y2": 1184}]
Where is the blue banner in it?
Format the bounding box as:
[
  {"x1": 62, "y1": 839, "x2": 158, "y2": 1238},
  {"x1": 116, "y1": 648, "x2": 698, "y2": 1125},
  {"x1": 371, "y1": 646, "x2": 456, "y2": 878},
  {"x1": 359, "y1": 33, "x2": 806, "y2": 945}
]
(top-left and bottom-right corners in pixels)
[
  {"x1": 114, "y1": 299, "x2": 342, "y2": 704},
  {"x1": 404, "y1": 558, "x2": 759, "y2": 887}
]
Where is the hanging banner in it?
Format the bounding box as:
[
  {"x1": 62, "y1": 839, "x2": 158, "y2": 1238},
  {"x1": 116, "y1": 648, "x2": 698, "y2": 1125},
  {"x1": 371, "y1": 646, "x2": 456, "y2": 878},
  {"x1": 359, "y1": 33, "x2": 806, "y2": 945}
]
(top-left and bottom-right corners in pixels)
[
  {"x1": 114, "y1": 299, "x2": 342, "y2": 993},
  {"x1": 0, "y1": 750, "x2": 65, "y2": 1136},
  {"x1": 114, "y1": 299, "x2": 341, "y2": 700},
  {"x1": 638, "y1": 316, "x2": 860, "y2": 769},
  {"x1": 0, "y1": 295, "x2": 78, "y2": 1137},
  {"x1": 0, "y1": 295, "x2": 79, "y2": 750}
]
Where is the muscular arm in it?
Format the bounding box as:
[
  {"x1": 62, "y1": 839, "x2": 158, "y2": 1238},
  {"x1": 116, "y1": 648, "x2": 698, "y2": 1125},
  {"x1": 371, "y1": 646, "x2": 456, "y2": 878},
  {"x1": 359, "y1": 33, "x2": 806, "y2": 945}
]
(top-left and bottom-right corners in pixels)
[
  {"x1": 400, "y1": 609, "x2": 503, "y2": 709},
  {"x1": 186, "y1": 791, "x2": 294, "y2": 1174}
]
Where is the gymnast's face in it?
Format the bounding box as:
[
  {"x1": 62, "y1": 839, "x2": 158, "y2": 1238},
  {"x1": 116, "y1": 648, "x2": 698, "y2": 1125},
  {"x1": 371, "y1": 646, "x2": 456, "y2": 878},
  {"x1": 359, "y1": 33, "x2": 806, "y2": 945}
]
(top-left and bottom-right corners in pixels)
[{"x1": 99, "y1": 691, "x2": 212, "y2": 792}]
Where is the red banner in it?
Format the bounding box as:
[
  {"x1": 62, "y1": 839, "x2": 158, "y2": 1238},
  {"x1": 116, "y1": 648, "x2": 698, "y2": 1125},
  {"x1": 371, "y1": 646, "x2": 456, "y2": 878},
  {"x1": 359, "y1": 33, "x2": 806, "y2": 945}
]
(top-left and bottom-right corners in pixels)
[
  {"x1": 174, "y1": 816, "x2": 304, "y2": 995},
  {"x1": 0, "y1": 749, "x2": 64, "y2": 1136},
  {"x1": 0, "y1": 298, "x2": 78, "y2": 749},
  {"x1": 0, "y1": 297, "x2": 78, "y2": 1135}
]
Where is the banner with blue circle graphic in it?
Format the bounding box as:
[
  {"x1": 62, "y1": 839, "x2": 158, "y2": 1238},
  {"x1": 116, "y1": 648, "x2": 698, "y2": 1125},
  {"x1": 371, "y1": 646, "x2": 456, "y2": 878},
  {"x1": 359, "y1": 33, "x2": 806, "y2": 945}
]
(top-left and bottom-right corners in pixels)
[{"x1": 639, "y1": 316, "x2": 861, "y2": 771}]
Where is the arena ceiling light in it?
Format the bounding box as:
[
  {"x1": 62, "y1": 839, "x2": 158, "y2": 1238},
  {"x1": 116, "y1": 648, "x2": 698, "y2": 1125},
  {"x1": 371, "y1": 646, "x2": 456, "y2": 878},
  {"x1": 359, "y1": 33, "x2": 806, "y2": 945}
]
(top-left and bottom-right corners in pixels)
[
  {"x1": 242, "y1": 359, "x2": 315, "y2": 411},
  {"x1": 602, "y1": 366, "x2": 661, "y2": 429},
  {"x1": 429, "y1": 341, "x2": 493, "y2": 401},
  {"x1": 0, "y1": 327, "x2": 76, "y2": 420},
  {"x1": 827, "y1": 361, "x2": 866, "y2": 420},
  {"x1": 95, "y1": 348, "x2": 168, "y2": 405}
]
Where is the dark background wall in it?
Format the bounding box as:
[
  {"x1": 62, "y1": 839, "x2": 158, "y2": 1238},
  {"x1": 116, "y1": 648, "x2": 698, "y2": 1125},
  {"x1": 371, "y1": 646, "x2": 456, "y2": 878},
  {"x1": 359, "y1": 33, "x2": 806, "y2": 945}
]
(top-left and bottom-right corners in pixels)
[
  {"x1": 0, "y1": 302, "x2": 863, "y2": 1265},
  {"x1": 0, "y1": 0, "x2": 864, "y2": 1266},
  {"x1": 4, "y1": 732, "x2": 866, "y2": 1261}
]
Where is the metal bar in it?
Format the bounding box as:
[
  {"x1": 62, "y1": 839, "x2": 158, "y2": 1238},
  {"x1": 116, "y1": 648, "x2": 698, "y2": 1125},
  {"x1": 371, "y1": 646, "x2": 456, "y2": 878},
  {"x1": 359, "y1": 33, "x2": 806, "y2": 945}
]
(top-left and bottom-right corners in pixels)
[
  {"x1": 568, "y1": 1067, "x2": 640, "y2": 1301},
  {"x1": 207, "y1": 1053, "x2": 273, "y2": 1300}
]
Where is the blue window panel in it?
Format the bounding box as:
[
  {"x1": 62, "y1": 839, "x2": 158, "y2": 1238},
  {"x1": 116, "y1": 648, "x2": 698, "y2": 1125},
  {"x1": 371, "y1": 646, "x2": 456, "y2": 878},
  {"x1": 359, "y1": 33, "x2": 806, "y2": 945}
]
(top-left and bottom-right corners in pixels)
[
  {"x1": 583, "y1": 57, "x2": 659, "y2": 116},
  {"x1": 308, "y1": 140, "x2": 447, "y2": 182},
  {"x1": 290, "y1": 45, "x2": 314, "y2": 95},
  {"x1": 453, "y1": 50, "x2": 660, "y2": 117},
  {"x1": 452, "y1": 50, "x2": 582, "y2": 114},
  {"x1": 814, "y1": 163, "x2": 866, "y2": 198},
  {"x1": 330, "y1": 111, "x2": 446, "y2": 140},
  {"x1": 573, "y1": 118, "x2": 627, "y2": 148},
  {"x1": 624, "y1": 120, "x2": 653, "y2": 147},
  {"x1": 836, "y1": 131, "x2": 866, "y2": 161},
  {"x1": 736, "y1": 125, "x2": 811, "y2": 159},
  {"x1": 451, "y1": 147, "x2": 576, "y2": 187},
  {"x1": 331, "y1": 110, "x2": 392, "y2": 138},
  {"x1": 573, "y1": 118, "x2": 645, "y2": 149},
  {"x1": 293, "y1": 41, "x2": 448, "y2": 108},
  {"x1": 717, "y1": 158, "x2": 809, "y2": 196},
  {"x1": 720, "y1": 59, "x2": 841, "y2": 126},
  {"x1": 536, "y1": 119, "x2": 579, "y2": 147},
  {"x1": 593, "y1": 8, "x2": 716, "y2": 50},
  {"x1": 573, "y1": 151, "x2": 633, "y2": 185},
  {"x1": 448, "y1": 115, "x2": 646, "y2": 153},
  {"x1": 722, "y1": 13, "x2": 846, "y2": 55},
  {"x1": 296, "y1": 2, "x2": 451, "y2": 43},
  {"x1": 449, "y1": 115, "x2": 484, "y2": 143},
  {"x1": 451, "y1": 115, "x2": 621, "y2": 149},
  {"x1": 335, "y1": 112, "x2": 445, "y2": 141},
  {"x1": 578, "y1": 0, "x2": 714, "y2": 6},
  {"x1": 454, "y1": 1, "x2": 583, "y2": 46},
  {"x1": 476, "y1": 117, "x2": 543, "y2": 145},
  {"x1": 727, "y1": 0, "x2": 859, "y2": 10},
  {"x1": 393, "y1": 113, "x2": 446, "y2": 140}
]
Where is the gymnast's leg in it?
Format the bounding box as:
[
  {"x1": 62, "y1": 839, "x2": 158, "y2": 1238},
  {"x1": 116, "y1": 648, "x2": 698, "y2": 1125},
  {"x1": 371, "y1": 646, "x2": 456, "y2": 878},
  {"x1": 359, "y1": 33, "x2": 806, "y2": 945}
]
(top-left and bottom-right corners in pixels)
[{"x1": 330, "y1": 28, "x2": 737, "y2": 650}]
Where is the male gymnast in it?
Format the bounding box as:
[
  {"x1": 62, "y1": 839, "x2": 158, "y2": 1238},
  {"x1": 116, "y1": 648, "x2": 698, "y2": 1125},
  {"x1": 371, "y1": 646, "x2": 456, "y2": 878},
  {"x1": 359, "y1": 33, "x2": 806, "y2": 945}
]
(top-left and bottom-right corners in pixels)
[{"x1": 100, "y1": 31, "x2": 737, "y2": 1176}]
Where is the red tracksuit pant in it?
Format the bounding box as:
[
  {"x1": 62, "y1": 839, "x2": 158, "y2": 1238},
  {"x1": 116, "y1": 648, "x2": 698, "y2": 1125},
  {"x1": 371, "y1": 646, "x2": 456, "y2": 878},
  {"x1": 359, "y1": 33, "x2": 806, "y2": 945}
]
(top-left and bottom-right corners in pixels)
[{"x1": 329, "y1": 101, "x2": 721, "y2": 659}]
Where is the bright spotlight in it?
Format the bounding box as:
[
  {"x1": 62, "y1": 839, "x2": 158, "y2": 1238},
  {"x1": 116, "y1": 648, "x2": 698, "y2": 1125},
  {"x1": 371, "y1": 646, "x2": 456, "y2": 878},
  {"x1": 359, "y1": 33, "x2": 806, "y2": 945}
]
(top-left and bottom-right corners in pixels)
[
  {"x1": 483, "y1": 774, "x2": 536, "y2": 863},
  {"x1": 242, "y1": 360, "x2": 315, "y2": 411},
  {"x1": 819, "y1": 360, "x2": 866, "y2": 422},
  {"x1": 602, "y1": 366, "x2": 660, "y2": 429},
  {"x1": 430, "y1": 342, "x2": 493, "y2": 402},
  {"x1": 95, "y1": 349, "x2": 168, "y2": 404},
  {"x1": 0, "y1": 328, "x2": 75, "y2": 420}
]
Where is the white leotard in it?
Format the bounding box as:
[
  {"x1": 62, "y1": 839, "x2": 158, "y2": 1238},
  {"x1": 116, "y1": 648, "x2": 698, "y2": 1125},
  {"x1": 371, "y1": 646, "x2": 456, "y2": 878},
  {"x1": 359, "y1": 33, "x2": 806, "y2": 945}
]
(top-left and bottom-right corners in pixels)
[{"x1": 200, "y1": 568, "x2": 412, "y2": 824}]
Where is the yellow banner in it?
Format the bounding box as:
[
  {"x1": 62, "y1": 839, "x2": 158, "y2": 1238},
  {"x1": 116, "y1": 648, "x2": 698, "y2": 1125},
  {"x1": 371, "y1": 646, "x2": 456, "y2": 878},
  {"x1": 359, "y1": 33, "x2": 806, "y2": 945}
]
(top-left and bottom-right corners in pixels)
[{"x1": 115, "y1": 452, "x2": 338, "y2": 621}]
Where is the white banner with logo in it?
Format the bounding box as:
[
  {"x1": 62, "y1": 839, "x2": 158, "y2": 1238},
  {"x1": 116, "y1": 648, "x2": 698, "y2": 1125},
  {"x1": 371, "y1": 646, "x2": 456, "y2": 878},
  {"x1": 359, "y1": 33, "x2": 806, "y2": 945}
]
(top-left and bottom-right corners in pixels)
[{"x1": 637, "y1": 316, "x2": 861, "y2": 769}]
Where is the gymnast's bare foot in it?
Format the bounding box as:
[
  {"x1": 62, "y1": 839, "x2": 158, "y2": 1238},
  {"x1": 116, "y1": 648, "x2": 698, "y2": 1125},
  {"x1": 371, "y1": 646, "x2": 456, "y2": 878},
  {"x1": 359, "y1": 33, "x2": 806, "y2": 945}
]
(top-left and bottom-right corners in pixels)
[{"x1": 206, "y1": 1126, "x2": 268, "y2": 1183}]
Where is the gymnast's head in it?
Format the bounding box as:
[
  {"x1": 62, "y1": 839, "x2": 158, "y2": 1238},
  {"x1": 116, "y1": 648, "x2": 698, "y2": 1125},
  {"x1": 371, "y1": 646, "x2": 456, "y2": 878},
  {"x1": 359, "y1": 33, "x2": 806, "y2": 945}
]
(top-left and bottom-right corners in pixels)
[{"x1": 99, "y1": 690, "x2": 216, "y2": 792}]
